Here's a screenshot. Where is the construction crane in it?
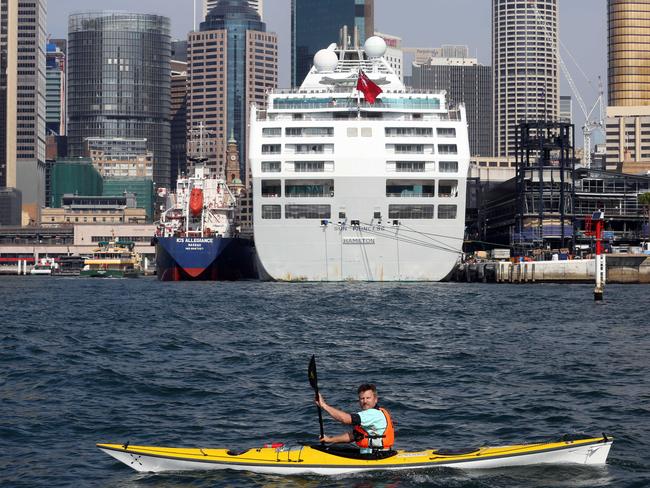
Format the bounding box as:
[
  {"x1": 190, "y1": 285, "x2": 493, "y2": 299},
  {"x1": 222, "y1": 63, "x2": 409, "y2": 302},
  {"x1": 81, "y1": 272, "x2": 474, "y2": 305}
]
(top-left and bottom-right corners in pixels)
[{"x1": 531, "y1": 2, "x2": 604, "y2": 168}]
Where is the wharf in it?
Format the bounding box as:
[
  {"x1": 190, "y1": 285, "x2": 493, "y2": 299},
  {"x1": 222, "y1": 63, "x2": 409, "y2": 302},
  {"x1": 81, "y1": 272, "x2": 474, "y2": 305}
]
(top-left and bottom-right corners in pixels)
[{"x1": 452, "y1": 255, "x2": 650, "y2": 284}]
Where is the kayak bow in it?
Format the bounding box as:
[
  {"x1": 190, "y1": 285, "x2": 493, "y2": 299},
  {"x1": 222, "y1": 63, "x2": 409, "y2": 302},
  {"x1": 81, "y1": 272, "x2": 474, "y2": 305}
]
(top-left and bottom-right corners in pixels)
[{"x1": 97, "y1": 435, "x2": 612, "y2": 475}]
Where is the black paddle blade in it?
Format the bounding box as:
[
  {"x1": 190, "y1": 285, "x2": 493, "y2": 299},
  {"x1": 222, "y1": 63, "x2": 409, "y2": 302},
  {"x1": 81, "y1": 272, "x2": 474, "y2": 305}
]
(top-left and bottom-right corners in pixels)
[{"x1": 308, "y1": 355, "x2": 318, "y2": 390}]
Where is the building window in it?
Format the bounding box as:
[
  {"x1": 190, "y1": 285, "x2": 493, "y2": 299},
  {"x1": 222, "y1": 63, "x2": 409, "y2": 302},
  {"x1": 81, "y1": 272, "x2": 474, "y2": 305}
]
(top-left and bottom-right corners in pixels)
[
  {"x1": 286, "y1": 127, "x2": 333, "y2": 137},
  {"x1": 262, "y1": 144, "x2": 281, "y2": 154},
  {"x1": 294, "y1": 144, "x2": 325, "y2": 154},
  {"x1": 294, "y1": 161, "x2": 326, "y2": 172},
  {"x1": 261, "y1": 204, "x2": 281, "y2": 219},
  {"x1": 395, "y1": 144, "x2": 424, "y2": 154},
  {"x1": 395, "y1": 161, "x2": 426, "y2": 172},
  {"x1": 261, "y1": 180, "x2": 281, "y2": 197},
  {"x1": 438, "y1": 204, "x2": 458, "y2": 219},
  {"x1": 386, "y1": 180, "x2": 435, "y2": 197},
  {"x1": 388, "y1": 204, "x2": 435, "y2": 219},
  {"x1": 385, "y1": 127, "x2": 433, "y2": 137},
  {"x1": 285, "y1": 204, "x2": 331, "y2": 219},
  {"x1": 437, "y1": 127, "x2": 456, "y2": 138},
  {"x1": 438, "y1": 180, "x2": 458, "y2": 197},
  {"x1": 262, "y1": 161, "x2": 281, "y2": 172},
  {"x1": 439, "y1": 161, "x2": 458, "y2": 173},
  {"x1": 262, "y1": 127, "x2": 282, "y2": 137},
  {"x1": 438, "y1": 144, "x2": 458, "y2": 155},
  {"x1": 285, "y1": 179, "x2": 334, "y2": 197}
]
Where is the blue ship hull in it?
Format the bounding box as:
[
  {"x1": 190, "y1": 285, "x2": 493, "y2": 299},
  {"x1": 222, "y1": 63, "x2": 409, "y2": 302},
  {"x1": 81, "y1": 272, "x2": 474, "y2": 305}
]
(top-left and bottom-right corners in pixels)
[{"x1": 155, "y1": 237, "x2": 257, "y2": 281}]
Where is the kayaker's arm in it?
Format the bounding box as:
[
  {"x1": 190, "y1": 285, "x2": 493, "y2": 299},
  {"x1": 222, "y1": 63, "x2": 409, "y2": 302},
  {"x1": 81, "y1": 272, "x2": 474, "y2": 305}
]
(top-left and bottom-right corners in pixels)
[
  {"x1": 320, "y1": 432, "x2": 354, "y2": 444},
  {"x1": 316, "y1": 393, "x2": 353, "y2": 425}
]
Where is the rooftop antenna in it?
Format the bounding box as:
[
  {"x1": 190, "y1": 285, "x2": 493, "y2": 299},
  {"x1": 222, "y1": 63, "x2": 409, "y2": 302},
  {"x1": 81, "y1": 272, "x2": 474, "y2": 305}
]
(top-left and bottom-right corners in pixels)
[{"x1": 193, "y1": 0, "x2": 196, "y2": 31}]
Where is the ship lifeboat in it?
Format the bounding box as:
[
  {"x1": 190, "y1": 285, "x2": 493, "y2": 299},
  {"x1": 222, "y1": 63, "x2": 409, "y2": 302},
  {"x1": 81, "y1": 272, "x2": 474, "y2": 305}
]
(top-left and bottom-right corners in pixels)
[{"x1": 189, "y1": 188, "x2": 204, "y2": 217}]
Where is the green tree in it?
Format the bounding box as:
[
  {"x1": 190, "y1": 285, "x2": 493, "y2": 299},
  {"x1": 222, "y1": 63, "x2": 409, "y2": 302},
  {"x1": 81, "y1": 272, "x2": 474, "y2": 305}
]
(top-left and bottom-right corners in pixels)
[{"x1": 639, "y1": 192, "x2": 650, "y2": 239}]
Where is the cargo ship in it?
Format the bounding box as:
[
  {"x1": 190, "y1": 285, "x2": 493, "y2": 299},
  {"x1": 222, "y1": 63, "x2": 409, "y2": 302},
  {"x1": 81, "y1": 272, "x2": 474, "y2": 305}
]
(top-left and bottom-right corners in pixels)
[{"x1": 153, "y1": 165, "x2": 257, "y2": 281}]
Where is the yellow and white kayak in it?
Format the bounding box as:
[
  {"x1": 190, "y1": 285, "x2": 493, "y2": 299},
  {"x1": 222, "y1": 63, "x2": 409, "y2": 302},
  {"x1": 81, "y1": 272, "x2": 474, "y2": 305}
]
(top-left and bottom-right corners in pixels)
[{"x1": 97, "y1": 434, "x2": 612, "y2": 475}]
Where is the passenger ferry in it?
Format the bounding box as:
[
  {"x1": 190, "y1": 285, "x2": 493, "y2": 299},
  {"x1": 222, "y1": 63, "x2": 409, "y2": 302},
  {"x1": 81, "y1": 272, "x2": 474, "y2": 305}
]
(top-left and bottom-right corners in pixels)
[
  {"x1": 249, "y1": 36, "x2": 468, "y2": 281},
  {"x1": 80, "y1": 240, "x2": 142, "y2": 278}
]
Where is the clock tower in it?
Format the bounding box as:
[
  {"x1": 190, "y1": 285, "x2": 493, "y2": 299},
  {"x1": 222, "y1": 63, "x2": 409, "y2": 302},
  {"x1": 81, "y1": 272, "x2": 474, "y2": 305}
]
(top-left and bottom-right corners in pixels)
[{"x1": 225, "y1": 130, "x2": 245, "y2": 195}]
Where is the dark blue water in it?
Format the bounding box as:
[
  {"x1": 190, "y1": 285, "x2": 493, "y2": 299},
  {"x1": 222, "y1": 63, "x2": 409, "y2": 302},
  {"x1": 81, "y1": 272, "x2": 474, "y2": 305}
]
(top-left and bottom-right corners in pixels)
[{"x1": 1, "y1": 277, "x2": 648, "y2": 487}]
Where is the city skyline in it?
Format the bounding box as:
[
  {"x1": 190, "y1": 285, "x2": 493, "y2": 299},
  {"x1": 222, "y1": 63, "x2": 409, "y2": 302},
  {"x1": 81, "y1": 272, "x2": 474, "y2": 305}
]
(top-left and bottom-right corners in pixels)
[{"x1": 49, "y1": 0, "x2": 606, "y2": 146}]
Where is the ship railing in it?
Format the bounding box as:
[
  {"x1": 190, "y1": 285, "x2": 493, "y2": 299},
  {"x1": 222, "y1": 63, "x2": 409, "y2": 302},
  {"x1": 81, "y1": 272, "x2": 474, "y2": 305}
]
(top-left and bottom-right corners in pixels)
[
  {"x1": 386, "y1": 193, "x2": 435, "y2": 198},
  {"x1": 270, "y1": 98, "x2": 443, "y2": 111},
  {"x1": 255, "y1": 110, "x2": 462, "y2": 122},
  {"x1": 268, "y1": 88, "x2": 447, "y2": 95}
]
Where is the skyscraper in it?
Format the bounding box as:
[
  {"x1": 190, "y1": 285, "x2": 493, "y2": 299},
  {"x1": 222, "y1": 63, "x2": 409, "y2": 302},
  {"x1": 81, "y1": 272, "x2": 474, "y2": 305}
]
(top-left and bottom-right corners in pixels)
[
  {"x1": 204, "y1": 0, "x2": 263, "y2": 19},
  {"x1": 492, "y1": 0, "x2": 559, "y2": 157},
  {"x1": 605, "y1": 0, "x2": 650, "y2": 171},
  {"x1": 170, "y1": 59, "x2": 187, "y2": 186},
  {"x1": 1, "y1": 0, "x2": 47, "y2": 224},
  {"x1": 412, "y1": 46, "x2": 493, "y2": 157},
  {"x1": 46, "y1": 41, "x2": 66, "y2": 136},
  {"x1": 291, "y1": 0, "x2": 374, "y2": 87},
  {"x1": 1, "y1": 0, "x2": 15, "y2": 190},
  {"x1": 187, "y1": 0, "x2": 277, "y2": 181},
  {"x1": 559, "y1": 95, "x2": 572, "y2": 123},
  {"x1": 67, "y1": 13, "x2": 172, "y2": 188},
  {"x1": 608, "y1": 0, "x2": 650, "y2": 107}
]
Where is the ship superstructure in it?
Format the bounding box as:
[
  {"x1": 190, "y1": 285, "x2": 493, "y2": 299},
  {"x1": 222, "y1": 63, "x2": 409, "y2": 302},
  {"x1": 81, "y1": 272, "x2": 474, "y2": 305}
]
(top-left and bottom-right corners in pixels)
[
  {"x1": 249, "y1": 36, "x2": 469, "y2": 281},
  {"x1": 157, "y1": 165, "x2": 236, "y2": 240}
]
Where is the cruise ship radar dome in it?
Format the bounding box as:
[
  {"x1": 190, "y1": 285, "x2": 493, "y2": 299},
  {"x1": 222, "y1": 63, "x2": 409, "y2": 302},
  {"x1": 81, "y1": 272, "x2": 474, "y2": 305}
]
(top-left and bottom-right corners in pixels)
[
  {"x1": 364, "y1": 36, "x2": 387, "y2": 58},
  {"x1": 314, "y1": 49, "x2": 338, "y2": 73}
]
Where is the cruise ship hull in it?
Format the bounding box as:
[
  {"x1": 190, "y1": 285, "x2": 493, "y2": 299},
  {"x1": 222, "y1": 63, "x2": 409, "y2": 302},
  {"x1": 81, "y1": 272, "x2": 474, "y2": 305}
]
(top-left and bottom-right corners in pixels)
[
  {"x1": 155, "y1": 237, "x2": 257, "y2": 281},
  {"x1": 256, "y1": 223, "x2": 463, "y2": 282},
  {"x1": 254, "y1": 175, "x2": 466, "y2": 282}
]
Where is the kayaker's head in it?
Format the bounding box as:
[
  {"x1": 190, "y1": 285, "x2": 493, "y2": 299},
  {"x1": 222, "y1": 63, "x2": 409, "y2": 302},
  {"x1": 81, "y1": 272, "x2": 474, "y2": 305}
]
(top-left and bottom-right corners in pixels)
[{"x1": 357, "y1": 383, "x2": 378, "y2": 411}]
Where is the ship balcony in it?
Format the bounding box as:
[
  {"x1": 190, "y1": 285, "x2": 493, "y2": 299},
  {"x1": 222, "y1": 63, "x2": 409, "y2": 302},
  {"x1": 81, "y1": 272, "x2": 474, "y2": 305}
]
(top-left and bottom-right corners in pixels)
[
  {"x1": 268, "y1": 97, "x2": 447, "y2": 113},
  {"x1": 386, "y1": 180, "x2": 435, "y2": 198}
]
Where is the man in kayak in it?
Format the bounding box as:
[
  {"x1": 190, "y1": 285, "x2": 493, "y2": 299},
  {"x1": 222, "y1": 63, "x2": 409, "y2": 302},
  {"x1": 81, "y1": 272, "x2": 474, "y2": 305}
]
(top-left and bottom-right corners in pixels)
[{"x1": 315, "y1": 384, "x2": 395, "y2": 452}]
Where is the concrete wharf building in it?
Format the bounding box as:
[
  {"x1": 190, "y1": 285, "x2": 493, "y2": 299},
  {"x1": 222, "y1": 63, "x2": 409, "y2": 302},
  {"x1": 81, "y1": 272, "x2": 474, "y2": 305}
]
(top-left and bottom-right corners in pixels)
[
  {"x1": 492, "y1": 0, "x2": 559, "y2": 157},
  {"x1": 0, "y1": 224, "x2": 156, "y2": 269},
  {"x1": 67, "y1": 12, "x2": 171, "y2": 189}
]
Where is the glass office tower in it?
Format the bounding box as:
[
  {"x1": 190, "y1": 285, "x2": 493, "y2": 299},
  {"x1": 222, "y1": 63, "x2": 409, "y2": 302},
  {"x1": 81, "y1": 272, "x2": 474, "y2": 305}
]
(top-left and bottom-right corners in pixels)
[
  {"x1": 192, "y1": 0, "x2": 277, "y2": 180},
  {"x1": 68, "y1": 13, "x2": 172, "y2": 188},
  {"x1": 291, "y1": 0, "x2": 374, "y2": 87}
]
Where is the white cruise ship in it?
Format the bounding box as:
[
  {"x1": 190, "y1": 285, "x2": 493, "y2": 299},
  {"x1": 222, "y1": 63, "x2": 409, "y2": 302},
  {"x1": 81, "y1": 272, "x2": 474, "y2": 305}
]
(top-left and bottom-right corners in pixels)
[{"x1": 249, "y1": 36, "x2": 468, "y2": 281}]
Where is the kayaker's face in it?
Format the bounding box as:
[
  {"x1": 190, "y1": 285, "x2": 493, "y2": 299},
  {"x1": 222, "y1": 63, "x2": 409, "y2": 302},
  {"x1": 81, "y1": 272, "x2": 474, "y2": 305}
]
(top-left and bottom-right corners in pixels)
[{"x1": 358, "y1": 390, "x2": 378, "y2": 410}]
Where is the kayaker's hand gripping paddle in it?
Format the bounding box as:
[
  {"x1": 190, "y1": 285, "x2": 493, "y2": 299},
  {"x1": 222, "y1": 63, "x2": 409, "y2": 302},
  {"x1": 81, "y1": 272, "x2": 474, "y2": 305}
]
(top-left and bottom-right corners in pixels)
[{"x1": 308, "y1": 355, "x2": 325, "y2": 443}]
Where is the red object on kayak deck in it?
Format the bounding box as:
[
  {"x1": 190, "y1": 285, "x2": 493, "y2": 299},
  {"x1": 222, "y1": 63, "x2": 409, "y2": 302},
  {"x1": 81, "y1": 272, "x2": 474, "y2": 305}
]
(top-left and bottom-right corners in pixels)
[
  {"x1": 263, "y1": 443, "x2": 285, "y2": 449},
  {"x1": 189, "y1": 188, "x2": 203, "y2": 217}
]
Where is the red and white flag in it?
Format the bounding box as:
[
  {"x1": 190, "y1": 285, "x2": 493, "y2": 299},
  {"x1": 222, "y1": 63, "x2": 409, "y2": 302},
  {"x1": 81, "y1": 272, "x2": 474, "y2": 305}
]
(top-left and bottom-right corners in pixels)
[{"x1": 356, "y1": 70, "x2": 382, "y2": 104}]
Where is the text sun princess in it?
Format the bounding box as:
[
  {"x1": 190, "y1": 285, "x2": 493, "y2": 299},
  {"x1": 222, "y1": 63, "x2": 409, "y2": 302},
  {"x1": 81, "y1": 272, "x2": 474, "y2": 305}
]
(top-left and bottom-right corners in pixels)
[{"x1": 249, "y1": 36, "x2": 469, "y2": 281}]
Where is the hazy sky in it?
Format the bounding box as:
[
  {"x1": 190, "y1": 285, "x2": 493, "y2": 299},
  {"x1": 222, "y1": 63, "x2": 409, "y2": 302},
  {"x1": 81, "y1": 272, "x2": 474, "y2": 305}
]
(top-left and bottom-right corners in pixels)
[{"x1": 50, "y1": 0, "x2": 607, "y2": 144}]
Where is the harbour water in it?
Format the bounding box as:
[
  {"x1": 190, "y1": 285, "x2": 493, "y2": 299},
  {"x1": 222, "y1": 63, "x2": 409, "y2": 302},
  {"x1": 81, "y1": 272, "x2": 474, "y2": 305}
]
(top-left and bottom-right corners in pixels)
[{"x1": 1, "y1": 277, "x2": 649, "y2": 487}]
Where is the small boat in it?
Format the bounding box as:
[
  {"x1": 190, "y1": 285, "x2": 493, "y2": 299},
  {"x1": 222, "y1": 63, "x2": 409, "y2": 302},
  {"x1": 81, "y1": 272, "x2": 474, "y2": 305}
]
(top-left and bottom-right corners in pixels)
[
  {"x1": 97, "y1": 434, "x2": 612, "y2": 475},
  {"x1": 80, "y1": 240, "x2": 142, "y2": 278},
  {"x1": 29, "y1": 257, "x2": 59, "y2": 275}
]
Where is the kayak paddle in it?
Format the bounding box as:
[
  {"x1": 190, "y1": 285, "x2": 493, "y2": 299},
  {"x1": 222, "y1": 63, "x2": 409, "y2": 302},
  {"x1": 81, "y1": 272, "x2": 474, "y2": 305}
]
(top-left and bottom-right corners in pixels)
[{"x1": 308, "y1": 355, "x2": 325, "y2": 442}]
